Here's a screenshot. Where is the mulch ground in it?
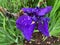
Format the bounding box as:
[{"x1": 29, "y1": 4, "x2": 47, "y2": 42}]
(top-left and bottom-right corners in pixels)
[{"x1": 24, "y1": 32, "x2": 60, "y2": 45}]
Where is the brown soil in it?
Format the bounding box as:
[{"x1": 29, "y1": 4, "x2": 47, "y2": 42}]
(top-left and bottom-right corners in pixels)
[{"x1": 24, "y1": 32, "x2": 60, "y2": 45}]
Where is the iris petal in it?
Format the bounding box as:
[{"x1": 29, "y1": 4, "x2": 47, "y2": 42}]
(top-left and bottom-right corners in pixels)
[
  {"x1": 37, "y1": 6, "x2": 52, "y2": 16},
  {"x1": 32, "y1": 16, "x2": 37, "y2": 21},
  {"x1": 38, "y1": 18, "x2": 50, "y2": 36},
  {"x1": 21, "y1": 8, "x2": 34, "y2": 13},
  {"x1": 16, "y1": 15, "x2": 35, "y2": 41}
]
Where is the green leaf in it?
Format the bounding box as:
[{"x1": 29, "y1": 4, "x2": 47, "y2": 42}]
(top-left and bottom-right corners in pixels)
[{"x1": 50, "y1": 12, "x2": 60, "y2": 37}]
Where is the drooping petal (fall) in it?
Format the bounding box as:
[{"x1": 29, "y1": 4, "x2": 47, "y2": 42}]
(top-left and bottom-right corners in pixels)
[
  {"x1": 38, "y1": 18, "x2": 50, "y2": 36},
  {"x1": 36, "y1": 6, "x2": 52, "y2": 16},
  {"x1": 16, "y1": 15, "x2": 35, "y2": 41}
]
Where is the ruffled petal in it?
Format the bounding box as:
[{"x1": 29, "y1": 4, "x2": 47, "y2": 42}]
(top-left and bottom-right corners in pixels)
[
  {"x1": 16, "y1": 15, "x2": 35, "y2": 41},
  {"x1": 38, "y1": 18, "x2": 50, "y2": 36},
  {"x1": 37, "y1": 6, "x2": 52, "y2": 16}
]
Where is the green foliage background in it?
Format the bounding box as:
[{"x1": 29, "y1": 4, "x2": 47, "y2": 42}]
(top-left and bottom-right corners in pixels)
[{"x1": 0, "y1": 0, "x2": 60, "y2": 45}]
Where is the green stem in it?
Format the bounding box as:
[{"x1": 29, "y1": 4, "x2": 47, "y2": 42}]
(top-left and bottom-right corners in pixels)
[
  {"x1": 3, "y1": 17, "x2": 6, "y2": 30},
  {"x1": 37, "y1": 0, "x2": 43, "y2": 7}
]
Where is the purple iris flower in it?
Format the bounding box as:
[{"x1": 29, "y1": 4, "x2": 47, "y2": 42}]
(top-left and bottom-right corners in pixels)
[{"x1": 16, "y1": 6, "x2": 52, "y2": 41}]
